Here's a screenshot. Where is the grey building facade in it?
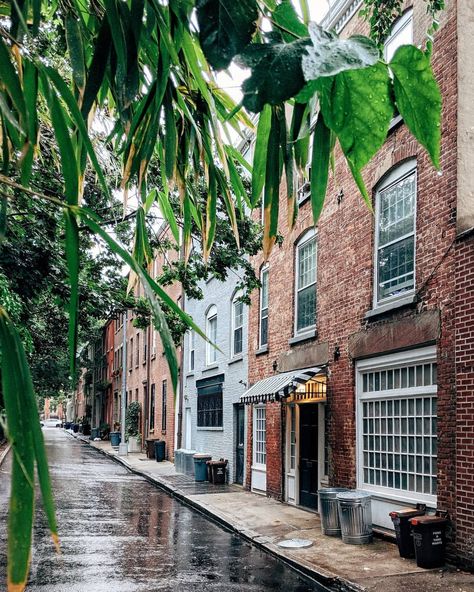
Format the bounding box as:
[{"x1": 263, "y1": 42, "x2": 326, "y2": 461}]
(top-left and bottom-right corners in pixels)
[{"x1": 182, "y1": 275, "x2": 248, "y2": 485}]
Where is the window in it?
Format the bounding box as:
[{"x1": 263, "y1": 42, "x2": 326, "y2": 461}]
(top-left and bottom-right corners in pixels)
[
  {"x1": 143, "y1": 327, "x2": 147, "y2": 363},
  {"x1": 135, "y1": 388, "x2": 138, "y2": 402},
  {"x1": 253, "y1": 406, "x2": 266, "y2": 466},
  {"x1": 289, "y1": 406, "x2": 296, "y2": 471},
  {"x1": 259, "y1": 267, "x2": 269, "y2": 347},
  {"x1": 161, "y1": 380, "x2": 167, "y2": 432},
  {"x1": 231, "y1": 293, "x2": 244, "y2": 356},
  {"x1": 129, "y1": 338, "x2": 133, "y2": 370},
  {"x1": 135, "y1": 333, "x2": 140, "y2": 366},
  {"x1": 375, "y1": 161, "x2": 416, "y2": 306},
  {"x1": 197, "y1": 376, "x2": 224, "y2": 428},
  {"x1": 295, "y1": 229, "x2": 317, "y2": 334},
  {"x1": 152, "y1": 329, "x2": 157, "y2": 357},
  {"x1": 206, "y1": 305, "x2": 218, "y2": 365},
  {"x1": 384, "y1": 9, "x2": 413, "y2": 64},
  {"x1": 357, "y1": 347, "x2": 437, "y2": 504},
  {"x1": 189, "y1": 330, "x2": 195, "y2": 372},
  {"x1": 149, "y1": 383, "x2": 155, "y2": 430}
]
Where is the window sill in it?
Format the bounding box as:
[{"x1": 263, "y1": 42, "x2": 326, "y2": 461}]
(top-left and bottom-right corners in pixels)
[
  {"x1": 161, "y1": 430, "x2": 166, "y2": 435},
  {"x1": 202, "y1": 363, "x2": 219, "y2": 373},
  {"x1": 197, "y1": 426, "x2": 223, "y2": 431},
  {"x1": 365, "y1": 294, "x2": 418, "y2": 320},
  {"x1": 256, "y1": 345, "x2": 268, "y2": 356},
  {"x1": 186, "y1": 372, "x2": 195, "y2": 378},
  {"x1": 387, "y1": 113, "x2": 403, "y2": 133},
  {"x1": 288, "y1": 329, "x2": 317, "y2": 346},
  {"x1": 151, "y1": 353, "x2": 156, "y2": 360},
  {"x1": 228, "y1": 354, "x2": 243, "y2": 366}
]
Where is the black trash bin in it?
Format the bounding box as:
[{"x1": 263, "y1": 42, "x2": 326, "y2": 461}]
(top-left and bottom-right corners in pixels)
[
  {"x1": 154, "y1": 440, "x2": 165, "y2": 462},
  {"x1": 389, "y1": 504, "x2": 426, "y2": 558},
  {"x1": 145, "y1": 439, "x2": 155, "y2": 459},
  {"x1": 208, "y1": 459, "x2": 227, "y2": 484},
  {"x1": 409, "y1": 514, "x2": 449, "y2": 568}
]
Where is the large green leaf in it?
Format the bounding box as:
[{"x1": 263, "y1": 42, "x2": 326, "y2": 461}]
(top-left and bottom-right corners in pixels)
[
  {"x1": 196, "y1": 0, "x2": 258, "y2": 70},
  {"x1": 310, "y1": 113, "x2": 331, "y2": 224},
  {"x1": 272, "y1": 0, "x2": 308, "y2": 41},
  {"x1": 320, "y1": 63, "x2": 393, "y2": 170},
  {"x1": 251, "y1": 104, "x2": 271, "y2": 207},
  {"x1": 302, "y1": 23, "x2": 379, "y2": 80},
  {"x1": 390, "y1": 45, "x2": 441, "y2": 168},
  {"x1": 238, "y1": 39, "x2": 310, "y2": 112},
  {"x1": 65, "y1": 14, "x2": 86, "y2": 95}
]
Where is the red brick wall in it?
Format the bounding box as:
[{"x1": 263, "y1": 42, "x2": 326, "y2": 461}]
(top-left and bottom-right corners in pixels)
[
  {"x1": 246, "y1": 0, "x2": 458, "y2": 540},
  {"x1": 455, "y1": 233, "x2": 474, "y2": 568}
]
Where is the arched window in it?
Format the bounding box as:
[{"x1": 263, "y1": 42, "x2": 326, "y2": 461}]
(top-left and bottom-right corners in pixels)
[
  {"x1": 295, "y1": 229, "x2": 317, "y2": 335},
  {"x1": 231, "y1": 292, "x2": 244, "y2": 357},
  {"x1": 206, "y1": 305, "x2": 218, "y2": 365},
  {"x1": 384, "y1": 9, "x2": 413, "y2": 63},
  {"x1": 374, "y1": 160, "x2": 417, "y2": 307}
]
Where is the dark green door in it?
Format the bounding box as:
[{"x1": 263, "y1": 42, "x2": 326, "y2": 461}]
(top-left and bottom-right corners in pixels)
[
  {"x1": 235, "y1": 404, "x2": 245, "y2": 485},
  {"x1": 299, "y1": 404, "x2": 319, "y2": 509}
]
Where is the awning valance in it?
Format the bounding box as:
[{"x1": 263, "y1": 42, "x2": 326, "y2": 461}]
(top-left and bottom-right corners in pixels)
[{"x1": 240, "y1": 367, "x2": 324, "y2": 404}]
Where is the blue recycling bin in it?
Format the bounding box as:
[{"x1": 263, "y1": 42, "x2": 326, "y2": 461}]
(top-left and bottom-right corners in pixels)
[
  {"x1": 194, "y1": 454, "x2": 212, "y2": 481},
  {"x1": 110, "y1": 432, "x2": 121, "y2": 447}
]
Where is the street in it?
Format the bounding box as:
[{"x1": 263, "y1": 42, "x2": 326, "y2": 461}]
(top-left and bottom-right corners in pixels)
[{"x1": 0, "y1": 428, "x2": 323, "y2": 591}]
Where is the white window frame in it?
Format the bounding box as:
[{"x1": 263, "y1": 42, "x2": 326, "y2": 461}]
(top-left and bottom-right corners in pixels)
[
  {"x1": 231, "y1": 292, "x2": 244, "y2": 357},
  {"x1": 294, "y1": 228, "x2": 317, "y2": 336},
  {"x1": 188, "y1": 330, "x2": 195, "y2": 372},
  {"x1": 384, "y1": 9, "x2": 414, "y2": 64},
  {"x1": 253, "y1": 405, "x2": 267, "y2": 469},
  {"x1": 373, "y1": 159, "x2": 417, "y2": 308},
  {"x1": 205, "y1": 305, "x2": 218, "y2": 366},
  {"x1": 259, "y1": 266, "x2": 269, "y2": 348},
  {"x1": 356, "y1": 346, "x2": 437, "y2": 506}
]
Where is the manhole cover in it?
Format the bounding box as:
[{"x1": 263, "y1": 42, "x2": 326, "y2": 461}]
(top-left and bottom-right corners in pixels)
[{"x1": 277, "y1": 539, "x2": 313, "y2": 549}]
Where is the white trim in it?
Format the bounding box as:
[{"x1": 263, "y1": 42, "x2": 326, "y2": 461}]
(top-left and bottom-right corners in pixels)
[
  {"x1": 205, "y1": 305, "x2": 218, "y2": 366},
  {"x1": 259, "y1": 266, "x2": 269, "y2": 348},
  {"x1": 294, "y1": 228, "x2": 317, "y2": 336},
  {"x1": 384, "y1": 9, "x2": 414, "y2": 63},
  {"x1": 373, "y1": 159, "x2": 417, "y2": 309},
  {"x1": 355, "y1": 346, "x2": 438, "y2": 506}
]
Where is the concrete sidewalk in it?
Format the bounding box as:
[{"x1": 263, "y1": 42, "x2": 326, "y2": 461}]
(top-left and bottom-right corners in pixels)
[{"x1": 71, "y1": 432, "x2": 473, "y2": 592}]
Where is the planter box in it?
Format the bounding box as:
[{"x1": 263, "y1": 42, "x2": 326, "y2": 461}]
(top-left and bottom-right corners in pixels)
[{"x1": 128, "y1": 436, "x2": 141, "y2": 453}]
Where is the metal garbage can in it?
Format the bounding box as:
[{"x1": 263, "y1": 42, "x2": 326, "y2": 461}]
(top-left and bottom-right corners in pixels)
[
  {"x1": 318, "y1": 488, "x2": 350, "y2": 536},
  {"x1": 109, "y1": 431, "x2": 121, "y2": 447},
  {"x1": 389, "y1": 504, "x2": 426, "y2": 558},
  {"x1": 154, "y1": 439, "x2": 166, "y2": 462},
  {"x1": 409, "y1": 514, "x2": 449, "y2": 568},
  {"x1": 194, "y1": 454, "x2": 212, "y2": 482},
  {"x1": 90, "y1": 427, "x2": 100, "y2": 440},
  {"x1": 145, "y1": 439, "x2": 155, "y2": 459},
  {"x1": 337, "y1": 490, "x2": 373, "y2": 544}
]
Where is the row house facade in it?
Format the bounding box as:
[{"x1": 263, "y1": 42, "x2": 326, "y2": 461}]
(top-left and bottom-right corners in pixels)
[{"x1": 239, "y1": 0, "x2": 474, "y2": 568}]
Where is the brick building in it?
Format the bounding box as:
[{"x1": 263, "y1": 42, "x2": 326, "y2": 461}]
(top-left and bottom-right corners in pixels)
[{"x1": 242, "y1": 0, "x2": 474, "y2": 567}]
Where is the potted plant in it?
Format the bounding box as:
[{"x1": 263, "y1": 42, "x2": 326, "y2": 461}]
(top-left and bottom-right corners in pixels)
[{"x1": 125, "y1": 402, "x2": 141, "y2": 453}]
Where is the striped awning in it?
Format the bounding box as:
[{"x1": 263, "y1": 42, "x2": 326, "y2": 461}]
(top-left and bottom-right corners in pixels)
[{"x1": 240, "y1": 367, "x2": 324, "y2": 404}]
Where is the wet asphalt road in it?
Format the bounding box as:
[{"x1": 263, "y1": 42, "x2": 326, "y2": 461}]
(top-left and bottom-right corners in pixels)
[{"x1": 0, "y1": 429, "x2": 323, "y2": 591}]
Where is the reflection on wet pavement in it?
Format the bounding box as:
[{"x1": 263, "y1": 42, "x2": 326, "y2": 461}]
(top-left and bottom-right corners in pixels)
[{"x1": 0, "y1": 429, "x2": 324, "y2": 591}]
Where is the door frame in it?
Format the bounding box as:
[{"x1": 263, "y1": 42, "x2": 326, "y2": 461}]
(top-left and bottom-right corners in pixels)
[
  {"x1": 234, "y1": 403, "x2": 245, "y2": 485},
  {"x1": 285, "y1": 401, "x2": 327, "y2": 508}
]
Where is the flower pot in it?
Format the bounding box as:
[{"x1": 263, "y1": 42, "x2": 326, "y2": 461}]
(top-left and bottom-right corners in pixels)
[{"x1": 128, "y1": 435, "x2": 140, "y2": 453}]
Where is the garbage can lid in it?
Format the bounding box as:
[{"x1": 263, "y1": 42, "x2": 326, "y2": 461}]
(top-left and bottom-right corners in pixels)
[
  {"x1": 318, "y1": 487, "x2": 349, "y2": 498},
  {"x1": 336, "y1": 489, "x2": 372, "y2": 501},
  {"x1": 193, "y1": 453, "x2": 212, "y2": 459},
  {"x1": 389, "y1": 508, "x2": 425, "y2": 519},
  {"x1": 409, "y1": 515, "x2": 448, "y2": 526}
]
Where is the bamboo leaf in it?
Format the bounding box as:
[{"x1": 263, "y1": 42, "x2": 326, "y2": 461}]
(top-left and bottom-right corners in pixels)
[
  {"x1": 263, "y1": 108, "x2": 281, "y2": 259},
  {"x1": 251, "y1": 104, "x2": 271, "y2": 207},
  {"x1": 310, "y1": 113, "x2": 331, "y2": 224},
  {"x1": 81, "y1": 18, "x2": 112, "y2": 117},
  {"x1": 64, "y1": 210, "x2": 79, "y2": 377},
  {"x1": 153, "y1": 188, "x2": 180, "y2": 243},
  {"x1": 21, "y1": 60, "x2": 38, "y2": 185},
  {"x1": 0, "y1": 36, "x2": 27, "y2": 131},
  {"x1": 65, "y1": 14, "x2": 86, "y2": 95}
]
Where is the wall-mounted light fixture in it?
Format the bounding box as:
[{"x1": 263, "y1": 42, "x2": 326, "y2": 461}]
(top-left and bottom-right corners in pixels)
[
  {"x1": 272, "y1": 360, "x2": 278, "y2": 373},
  {"x1": 334, "y1": 345, "x2": 341, "y2": 361}
]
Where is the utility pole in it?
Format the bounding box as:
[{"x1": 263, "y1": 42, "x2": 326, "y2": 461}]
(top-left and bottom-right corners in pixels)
[{"x1": 118, "y1": 309, "x2": 128, "y2": 456}]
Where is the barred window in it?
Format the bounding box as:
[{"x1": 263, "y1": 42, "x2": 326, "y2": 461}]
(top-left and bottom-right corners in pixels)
[{"x1": 197, "y1": 391, "x2": 223, "y2": 428}]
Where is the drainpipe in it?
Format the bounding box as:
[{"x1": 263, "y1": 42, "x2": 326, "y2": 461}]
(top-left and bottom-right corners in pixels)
[{"x1": 118, "y1": 310, "x2": 128, "y2": 456}]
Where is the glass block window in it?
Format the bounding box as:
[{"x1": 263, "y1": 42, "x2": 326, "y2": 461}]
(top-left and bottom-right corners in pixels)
[
  {"x1": 254, "y1": 406, "x2": 266, "y2": 466},
  {"x1": 359, "y1": 355, "x2": 438, "y2": 500},
  {"x1": 376, "y1": 165, "x2": 416, "y2": 304},
  {"x1": 296, "y1": 231, "x2": 317, "y2": 333},
  {"x1": 232, "y1": 295, "x2": 244, "y2": 356},
  {"x1": 260, "y1": 267, "x2": 269, "y2": 347}
]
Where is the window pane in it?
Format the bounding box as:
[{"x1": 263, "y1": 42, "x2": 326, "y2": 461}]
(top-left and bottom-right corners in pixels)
[
  {"x1": 298, "y1": 238, "x2": 316, "y2": 290},
  {"x1": 297, "y1": 284, "x2": 316, "y2": 331},
  {"x1": 378, "y1": 235, "x2": 415, "y2": 300}
]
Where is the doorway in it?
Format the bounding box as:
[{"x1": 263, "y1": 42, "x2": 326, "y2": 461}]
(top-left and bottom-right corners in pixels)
[
  {"x1": 235, "y1": 404, "x2": 245, "y2": 485},
  {"x1": 299, "y1": 404, "x2": 319, "y2": 510}
]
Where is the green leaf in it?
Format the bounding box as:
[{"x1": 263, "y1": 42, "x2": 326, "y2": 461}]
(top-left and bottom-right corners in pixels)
[
  {"x1": 65, "y1": 15, "x2": 86, "y2": 94},
  {"x1": 390, "y1": 45, "x2": 441, "y2": 168},
  {"x1": 302, "y1": 23, "x2": 379, "y2": 80},
  {"x1": 64, "y1": 210, "x2": 79, "y2": 377},
  {"x1": 251, "y1": 104, "x2": 272, "y2": 207},
  {"x1": 20, "y1": 60, "x2": 38, "y2": 185},
  {"x1": 321, "y1": 63, "x2": 393, "y2": 170},
  {"x1": 262, "y1": 107, "x2": 281, "y2": 259},
  {"x1": 81, "y1": 18, "x2": 112, "y2": 117},
  {"x1": 153, "y1": 189, "x2": 180, "y2": 244},
  {"x1": 0, "y1": 36, "x2": 27, "y2": 131},
  {"x1": 238, "y1": 39, "x2": 310, "y2": 112},
  {"x1": 196, "y1": 0, "x2": 258, "y2": 70},
  {"x1": 310, "y1": 113, "x2": 331, "y2": 224},
  {"x1": 164, "y1": 90, "x2": 177, "y2": 180},
  {"x1": 273, "y1": 0, "x2": 308, "y2": 41}
]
